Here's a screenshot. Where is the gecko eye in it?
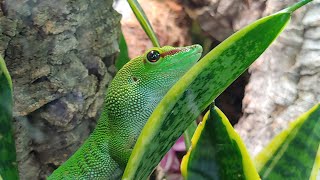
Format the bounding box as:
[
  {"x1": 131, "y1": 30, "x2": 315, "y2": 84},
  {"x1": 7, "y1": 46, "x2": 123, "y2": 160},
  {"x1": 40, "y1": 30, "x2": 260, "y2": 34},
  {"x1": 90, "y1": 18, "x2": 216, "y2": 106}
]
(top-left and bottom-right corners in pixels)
[{"x1": 146, "y1": 50, "x2": 160, "y2": 62}]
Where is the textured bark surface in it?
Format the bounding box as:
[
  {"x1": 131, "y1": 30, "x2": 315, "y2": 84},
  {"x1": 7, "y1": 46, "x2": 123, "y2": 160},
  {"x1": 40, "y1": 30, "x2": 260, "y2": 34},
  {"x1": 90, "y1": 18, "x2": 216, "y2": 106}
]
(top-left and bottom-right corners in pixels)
[
  {"x1": 0, "y1": 0, "x2": 121, "y2": 179},
  {"x1": 183, "y1": 0, "x2": 266, "y2": 41}
]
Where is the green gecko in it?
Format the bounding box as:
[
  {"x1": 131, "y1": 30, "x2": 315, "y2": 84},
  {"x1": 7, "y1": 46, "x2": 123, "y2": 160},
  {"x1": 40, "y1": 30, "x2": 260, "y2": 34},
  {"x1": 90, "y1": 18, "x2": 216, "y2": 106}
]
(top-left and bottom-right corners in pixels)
[{"x1": 48, "y1": 45, "x2": 203, "y2": 179}]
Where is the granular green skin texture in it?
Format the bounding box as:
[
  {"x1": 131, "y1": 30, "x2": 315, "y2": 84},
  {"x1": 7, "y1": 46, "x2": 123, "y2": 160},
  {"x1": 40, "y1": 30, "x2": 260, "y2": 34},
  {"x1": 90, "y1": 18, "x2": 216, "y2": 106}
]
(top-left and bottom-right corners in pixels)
[{"x1": 48, "y1": 45, "x2": 202, "y2": 179}]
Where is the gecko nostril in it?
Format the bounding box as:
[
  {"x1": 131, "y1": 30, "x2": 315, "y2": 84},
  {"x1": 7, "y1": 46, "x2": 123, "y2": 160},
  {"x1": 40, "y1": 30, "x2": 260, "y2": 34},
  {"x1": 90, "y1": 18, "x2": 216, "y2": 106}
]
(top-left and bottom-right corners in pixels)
[{"x1": 132, "y1": 77, "x2": 138, "y2": 82}]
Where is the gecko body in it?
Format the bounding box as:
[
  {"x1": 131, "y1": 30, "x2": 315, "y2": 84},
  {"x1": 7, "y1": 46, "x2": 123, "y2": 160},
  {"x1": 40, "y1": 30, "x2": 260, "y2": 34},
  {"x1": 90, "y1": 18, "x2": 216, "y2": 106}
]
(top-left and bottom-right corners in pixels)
[{"x1": 49, "y1": 45, "x2": 203, "y2": 179}]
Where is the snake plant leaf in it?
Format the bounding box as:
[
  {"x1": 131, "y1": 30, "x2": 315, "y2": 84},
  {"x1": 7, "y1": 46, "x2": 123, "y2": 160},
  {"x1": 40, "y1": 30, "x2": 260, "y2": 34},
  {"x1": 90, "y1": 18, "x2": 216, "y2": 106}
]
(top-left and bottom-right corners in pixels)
[
  {"x1": 255, "y1": 103, "x2": 320, "y2": 180},
  {"x1": 115, "y1": 32, "x2": 130, "y2": 71},
  {"x1": 122, "y1": 1, "x2": 312, "y2": 179},
  {"x1": 0, "y1": 56, "x2": 19, "y2": 180},
  {"x1": 127, "y1": 0, "x2": 160, "y2": 47},
  {"x1": 181, "y1": 105, "x2": 260, "y2": 179}
]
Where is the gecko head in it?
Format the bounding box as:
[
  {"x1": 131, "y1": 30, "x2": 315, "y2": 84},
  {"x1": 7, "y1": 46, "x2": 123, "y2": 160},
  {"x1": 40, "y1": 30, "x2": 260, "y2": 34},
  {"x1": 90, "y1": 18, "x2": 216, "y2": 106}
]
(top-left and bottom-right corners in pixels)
[
  {"x1": 105, "y1": 45, "x2": 202, "y2": 167},
  {"x1": 112, "y1": 44, "x2": 203, "y2": 91},
  {"x1": 143, "y1": 44, "x2": 202, "y2": 73},
  {"x1": 127, "y1": 44, "x2": 203, "y2": 87}
]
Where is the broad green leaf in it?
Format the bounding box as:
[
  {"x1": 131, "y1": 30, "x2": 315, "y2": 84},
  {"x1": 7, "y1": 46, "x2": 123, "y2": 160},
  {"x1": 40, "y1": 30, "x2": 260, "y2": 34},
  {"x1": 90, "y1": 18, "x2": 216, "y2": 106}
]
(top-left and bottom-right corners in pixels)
[
  {"x1": 127, "y1": 0, "x2": 160, "y2": 47},
  {"x1": 255, "y1": 103, "x2": 320, "y2": 180},
  {"x1": 181, "y1": 105, "x2": 259, "y2": 179},
  {"x1": 0, "y1": 56, "x2": 19, "y2": 180},
  {"x1": 122, "y1": 1, "x2": 312, "y2": 179},
  {"x1": 115, "y1": 32, "x2": 130, "y2": 71}
]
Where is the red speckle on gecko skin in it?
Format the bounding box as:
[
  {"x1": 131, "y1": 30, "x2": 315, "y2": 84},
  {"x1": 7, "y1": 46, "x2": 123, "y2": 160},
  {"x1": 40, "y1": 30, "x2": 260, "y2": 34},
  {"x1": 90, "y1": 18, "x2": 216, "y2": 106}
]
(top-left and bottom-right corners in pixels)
[{"x1": 160, "y1": 49, "x2": 181, "y2": 58}]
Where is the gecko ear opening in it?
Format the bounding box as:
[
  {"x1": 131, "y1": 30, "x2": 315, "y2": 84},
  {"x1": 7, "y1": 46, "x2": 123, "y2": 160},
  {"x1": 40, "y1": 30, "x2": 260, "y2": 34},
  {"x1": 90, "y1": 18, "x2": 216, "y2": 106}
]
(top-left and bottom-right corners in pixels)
[{"x1": 146, "y1": 50, "x2": 160, "y2": 62}]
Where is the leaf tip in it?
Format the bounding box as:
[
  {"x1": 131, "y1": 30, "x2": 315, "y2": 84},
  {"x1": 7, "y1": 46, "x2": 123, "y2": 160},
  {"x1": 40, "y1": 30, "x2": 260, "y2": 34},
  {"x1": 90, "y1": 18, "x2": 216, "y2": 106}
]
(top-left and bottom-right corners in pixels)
[{"x1": 281, "y1": 0, "x2": 313, "y2": 13}]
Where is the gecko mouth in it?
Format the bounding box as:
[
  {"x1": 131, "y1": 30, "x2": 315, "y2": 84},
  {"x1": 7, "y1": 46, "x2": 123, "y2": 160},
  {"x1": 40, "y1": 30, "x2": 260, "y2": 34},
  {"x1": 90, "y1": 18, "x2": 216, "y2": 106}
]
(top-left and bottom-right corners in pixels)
[
  {"x1": 160, "y1": 44, "x2": 202, "y2": 60},
  {"x1": 160, "y1": 49, "x2": 182, "y2": 58}
]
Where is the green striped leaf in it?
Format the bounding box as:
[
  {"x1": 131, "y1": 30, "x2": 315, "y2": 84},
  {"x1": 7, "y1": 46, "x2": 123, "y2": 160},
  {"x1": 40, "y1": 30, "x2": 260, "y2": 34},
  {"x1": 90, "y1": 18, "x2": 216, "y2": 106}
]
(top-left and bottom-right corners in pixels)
[
  {"x1": 0, "y1": 56, "x2": 19, "y2": 180},
  {"x1": 255, "y1": 103, "x2": 320, "y2": 180},
  {"x1": 181, "y1": 105, "x2": 260, "y2": 179},
  {"x1": 127, "y1": 0, "x2": 160, "y2": 47},
  {"x1": 122, "y1": 1, "x2": 312, "y2": 179}
]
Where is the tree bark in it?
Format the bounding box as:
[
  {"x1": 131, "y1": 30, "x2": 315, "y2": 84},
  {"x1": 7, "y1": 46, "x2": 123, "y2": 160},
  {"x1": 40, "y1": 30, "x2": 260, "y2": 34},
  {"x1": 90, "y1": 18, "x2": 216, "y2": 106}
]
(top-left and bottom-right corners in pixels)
[{"x1": 0, "y1": 0, "x2": 121, "y2": 179}]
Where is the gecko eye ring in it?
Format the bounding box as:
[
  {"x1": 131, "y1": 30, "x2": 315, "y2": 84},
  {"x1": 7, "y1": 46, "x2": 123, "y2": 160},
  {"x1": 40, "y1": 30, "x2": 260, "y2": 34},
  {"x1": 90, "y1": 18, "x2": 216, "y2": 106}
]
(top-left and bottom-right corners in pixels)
[{"x1": 146, "y1": 50, "x2": 160, "y2": 62}]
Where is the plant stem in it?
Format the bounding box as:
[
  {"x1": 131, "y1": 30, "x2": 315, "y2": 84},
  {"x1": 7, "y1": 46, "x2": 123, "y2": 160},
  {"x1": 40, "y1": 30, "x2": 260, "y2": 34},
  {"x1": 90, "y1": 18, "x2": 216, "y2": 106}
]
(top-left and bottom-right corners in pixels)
[{"x1": 127, "y1": 0, "x2": 160, "y2": 47}]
